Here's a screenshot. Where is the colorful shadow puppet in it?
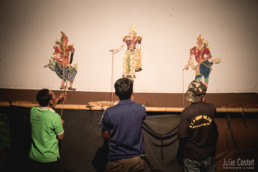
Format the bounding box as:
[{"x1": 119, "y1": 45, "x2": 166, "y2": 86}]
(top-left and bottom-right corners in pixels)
[
  {"x1": 110, "y1": 25, "x2": 143, "y2": 81},
  {"x1": 183, "y1": 34, "x2": 221, "y2": 87},
  {"x1": 45, "y1": 32, "x2": 78, "y2": 90}
]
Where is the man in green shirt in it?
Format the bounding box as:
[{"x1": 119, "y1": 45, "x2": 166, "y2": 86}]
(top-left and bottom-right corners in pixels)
[{"x1": 29, "y1": 89, "x2": 64, "y2": 172}]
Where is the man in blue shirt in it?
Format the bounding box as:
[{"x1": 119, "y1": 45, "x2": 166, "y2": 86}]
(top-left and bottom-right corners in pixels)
[{"x1": 99, "y1": 78, "x2": 146, "y2": 172}]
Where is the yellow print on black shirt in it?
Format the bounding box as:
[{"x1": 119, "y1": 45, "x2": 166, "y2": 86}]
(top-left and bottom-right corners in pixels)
[{"x1": 189, "y1": 115, "x2": 212, "y2": 129}]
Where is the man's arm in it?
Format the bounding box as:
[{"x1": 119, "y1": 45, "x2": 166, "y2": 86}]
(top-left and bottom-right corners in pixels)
[
  {"x1": 52, "y1": 93, "x2": 65, "y2": 108},
  {"x1": 102, "y1": 130, "x2": 110, "y2": 139},
  {"x1": 57, "y1": 131, "x2": 64, "y2": 140},
  {"x1": 57, "y1": 119, "x2": 65, "y2": 140}
]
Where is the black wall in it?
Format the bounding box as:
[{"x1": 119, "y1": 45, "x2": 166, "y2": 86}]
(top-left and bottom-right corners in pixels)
[{"x1": 0, "y1": 107, "x2": 257, "y2": 172}]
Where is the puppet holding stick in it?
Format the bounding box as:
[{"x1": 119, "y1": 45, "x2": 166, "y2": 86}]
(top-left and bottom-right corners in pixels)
[
  {"x1": 183, "y1": 34, "x2": 220, "y2": 87},
  {"x1": 110, "y1": 25, "x2": 143, "y2": 81},
  {"x1": 45, "y1": 31, "x2": 78, "y2": 90}
]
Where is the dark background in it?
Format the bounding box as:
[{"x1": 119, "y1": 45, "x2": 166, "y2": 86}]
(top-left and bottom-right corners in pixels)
[{"x1": 0, "y1": 106, "x2": 257, "y2": 172}]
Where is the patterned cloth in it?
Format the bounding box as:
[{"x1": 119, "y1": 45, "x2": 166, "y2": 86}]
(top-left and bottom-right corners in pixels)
[
  {"x1": 48, "y1": 57, "x2": 77, "y2": 82},
  {"x1": 122, "y1": 35, "x2": 142, "y2": 80},
  {"x1": 190, "y1": 46, "x2": 213, "y2": 83},
  {"x1": 195, "y1": 60, "x2": 213, "y2": 82},
  {"x1": 123, "y1": 50, "x2": 138, "y2": 76}
]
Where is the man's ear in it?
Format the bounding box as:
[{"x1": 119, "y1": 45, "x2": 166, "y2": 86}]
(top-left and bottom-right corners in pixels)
[{"x1": 49, "y1": 99, "x2": 54, "y2": 106}]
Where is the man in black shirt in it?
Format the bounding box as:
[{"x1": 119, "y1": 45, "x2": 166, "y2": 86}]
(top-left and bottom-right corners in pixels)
[{"x1": 178, "y1": 80, "x2": 218, "y2": 172}]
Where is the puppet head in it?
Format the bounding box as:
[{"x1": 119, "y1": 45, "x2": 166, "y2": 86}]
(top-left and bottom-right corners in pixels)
[
  {"x1": 197, "y1": 34, "x2": 204, "y2": 46},
  {"x1": 129, "y1": 25, "x2": 137, "y2": 35}
]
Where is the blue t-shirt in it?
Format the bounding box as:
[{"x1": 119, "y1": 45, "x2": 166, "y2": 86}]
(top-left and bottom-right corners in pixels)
[{"x1": 99, "y1": 99, "x2": 146, "y2": 161}]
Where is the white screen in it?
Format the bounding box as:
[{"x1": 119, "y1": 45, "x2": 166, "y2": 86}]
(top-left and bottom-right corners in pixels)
[{"x1": 0, "y1": 0, "x2": 257, "y2": 93}]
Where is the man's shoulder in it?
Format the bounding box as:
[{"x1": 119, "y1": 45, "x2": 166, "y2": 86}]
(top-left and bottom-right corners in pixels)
[
  {"x1": 31, "y1": 106, "x2": 59, "y2": 116},
  {"x1": 107, "y1": 101, "x2": 146, "y2": 113},
  {"x1": 31, "y1": 106, "x2": 37, "y2": 111},
  {"x1": 202, "y1": 102, "x2": 216, "y2": 109},
  {"x1": 191, "y1": 102, "x2": 215, "y2": 107},
  {"x1": 133, "y1": 102, "x2": 145, "y2": 107},
  {"x1": 128, "y1": 102, "x2": 146, "y2": 112},
  {"x1": 183, "y1": 102, "x2": 215, "y2": 111},
  {"x1": 30, "y1": 106, "x2": 40, "y2": 114}
]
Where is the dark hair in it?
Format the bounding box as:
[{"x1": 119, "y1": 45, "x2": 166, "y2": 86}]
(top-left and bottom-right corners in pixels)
[
  {"x1": 114, "y1": 78, "x2": 133, "y2": 100},
  {"x1": 36, "y1": 89, "x2": 52, "y2": 107}
]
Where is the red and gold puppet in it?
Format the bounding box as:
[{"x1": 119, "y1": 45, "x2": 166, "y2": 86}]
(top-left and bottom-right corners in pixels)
[
  {"x1": 110, "y1": 25, "x2": 143, "y2": 81},
  {"x1": 45, "y1": 31, "x2": 78, "y2": 90},
  {"x1": 183, "y1": 34, "x2": 220, "y2": 87}
]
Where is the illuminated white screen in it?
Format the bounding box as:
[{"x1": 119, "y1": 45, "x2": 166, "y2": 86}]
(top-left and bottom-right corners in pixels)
[{"x1": 0, "y1": 0, "x2": 257, "y2": 93}]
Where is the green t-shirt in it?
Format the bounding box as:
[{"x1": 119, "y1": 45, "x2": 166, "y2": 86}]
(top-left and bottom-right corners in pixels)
[{"x1": 29, "y1": 106, "x2": 64, "y2": 162}]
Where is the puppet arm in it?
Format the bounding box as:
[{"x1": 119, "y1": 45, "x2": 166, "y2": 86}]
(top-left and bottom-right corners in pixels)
[
  {"x1": 110, "y1": 42, "x2": 125, "y2": 54},
  {"x1": 183, "y1": 54, "x2": 194, "y2": 70}
]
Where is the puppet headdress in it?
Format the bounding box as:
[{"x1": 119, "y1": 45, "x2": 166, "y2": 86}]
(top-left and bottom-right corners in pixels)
[
  {"x1": 61, "y1": 31, "x2": 68, "y2": 41},
  {"x1": 197, "y1": 34, "x2": 204, "y2": 44},
  {"x1": 129, "y1": 25, "x2": 137, "y2": 35}
]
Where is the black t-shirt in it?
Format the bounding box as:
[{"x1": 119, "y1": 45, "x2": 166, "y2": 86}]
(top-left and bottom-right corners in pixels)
[{"x1": 178, "y1": 102, "x2": 218, "y2": 161}]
